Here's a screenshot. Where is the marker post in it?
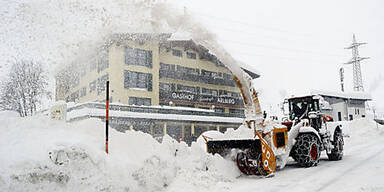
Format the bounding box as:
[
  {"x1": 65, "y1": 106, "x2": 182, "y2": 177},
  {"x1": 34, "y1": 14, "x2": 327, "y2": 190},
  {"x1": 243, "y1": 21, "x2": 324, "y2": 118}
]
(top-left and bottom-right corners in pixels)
[{"x1": 106, "y1": 81, "x2": 109, "y2": 154}]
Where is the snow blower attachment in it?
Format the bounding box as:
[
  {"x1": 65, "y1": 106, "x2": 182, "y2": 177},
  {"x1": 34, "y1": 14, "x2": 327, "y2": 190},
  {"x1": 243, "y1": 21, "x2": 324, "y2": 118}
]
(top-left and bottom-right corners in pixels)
[
  {"x1": 206, "y1": 125, "x2": 288, "y2": 176},
  {"x1": 204, "y1": 73, "x2": 287, "y2": 176}
]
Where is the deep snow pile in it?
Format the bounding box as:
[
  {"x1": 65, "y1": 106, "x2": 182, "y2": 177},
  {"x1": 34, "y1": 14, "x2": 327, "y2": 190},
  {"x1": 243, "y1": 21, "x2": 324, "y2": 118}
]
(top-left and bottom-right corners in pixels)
[
  {"x1": 0, "y1": 112, "x2": 382, "y2": 192},
  {"x1": 341, "y1": 118, "x2": 384, "y2": 146},
  {"x1": 0, "y1": 113, "x2": 239, "y2": 192}
]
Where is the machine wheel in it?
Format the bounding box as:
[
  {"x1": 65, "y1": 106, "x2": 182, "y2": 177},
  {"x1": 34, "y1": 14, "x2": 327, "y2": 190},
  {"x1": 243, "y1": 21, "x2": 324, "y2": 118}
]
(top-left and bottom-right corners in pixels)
[
  {"x1": 256, "y1": 154, "x2": 269, "y2": 176},
  {"x1": 328, "y1": 131, "x2": 344, "y2": 161},
  {"x1": 236, "y1": 150, "x2": 260, "y2": 175},
  {"x1": 292, "y1": 133, "x2": 321, "y2": 167},
  {"x1": 236, "y1": 151, "x2": 251, "y2": 175}
]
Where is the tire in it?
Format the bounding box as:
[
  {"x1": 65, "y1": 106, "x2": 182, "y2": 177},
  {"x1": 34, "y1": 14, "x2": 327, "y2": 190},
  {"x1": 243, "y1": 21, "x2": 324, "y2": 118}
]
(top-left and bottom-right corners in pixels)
[
  {"x1": 328, "y1": 131, "x2": 344, "y2": 161},
  {"x1": 292, "y1": 133, "x2": 321, "y2": 167}
]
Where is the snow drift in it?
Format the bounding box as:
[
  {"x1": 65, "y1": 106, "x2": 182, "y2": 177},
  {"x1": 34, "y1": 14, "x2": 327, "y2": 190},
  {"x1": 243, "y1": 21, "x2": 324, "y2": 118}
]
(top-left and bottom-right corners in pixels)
[
  {"x1": 0, "y1": 113, "x2": 240, "y2": 192},
  {"x1": 0, "y1": 111, "x2": 383, "y2": 192}
]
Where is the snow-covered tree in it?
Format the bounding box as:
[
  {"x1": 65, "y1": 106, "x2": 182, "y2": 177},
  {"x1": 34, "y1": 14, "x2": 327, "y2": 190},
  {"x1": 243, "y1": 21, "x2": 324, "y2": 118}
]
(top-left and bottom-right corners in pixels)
[{"x1": 0, "y1": 60, "x2": 50, "y2": 117}]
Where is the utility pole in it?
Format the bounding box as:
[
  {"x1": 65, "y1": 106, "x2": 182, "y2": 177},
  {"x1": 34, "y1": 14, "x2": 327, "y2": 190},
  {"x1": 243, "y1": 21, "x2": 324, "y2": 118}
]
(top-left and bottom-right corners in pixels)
[{"x1": 344, "y1": 34, "x2": 369, "y2": 92}]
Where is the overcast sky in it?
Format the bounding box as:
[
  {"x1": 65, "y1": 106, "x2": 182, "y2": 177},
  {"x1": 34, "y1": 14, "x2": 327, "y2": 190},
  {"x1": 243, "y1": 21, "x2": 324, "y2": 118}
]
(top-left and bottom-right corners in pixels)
[
  {"x1": 179, "y1": 0, "x2": 384, "y2": 112},
  {"x1": 1, "y1": 0, "x2": 383, "y2": 113}
]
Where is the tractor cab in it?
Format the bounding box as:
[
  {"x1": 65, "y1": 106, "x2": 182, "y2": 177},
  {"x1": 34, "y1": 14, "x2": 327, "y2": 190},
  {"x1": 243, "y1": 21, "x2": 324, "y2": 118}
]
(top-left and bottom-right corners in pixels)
[
  {"x1": 285, "y1": 95, "x2": 326, "y2": 131},
  {"x1": 288, "y1": 96, "x2": 320, "y2": 121}
]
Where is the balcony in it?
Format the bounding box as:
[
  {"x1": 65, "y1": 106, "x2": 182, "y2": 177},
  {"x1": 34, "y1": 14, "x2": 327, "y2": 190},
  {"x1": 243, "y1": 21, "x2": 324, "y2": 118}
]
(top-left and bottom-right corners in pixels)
[
  {"x1": 159, "y1": 70, "x2": 235, "y2": 87},
  {"x1": 67, "y1": 102, "x2": 245, "y2": 119}
]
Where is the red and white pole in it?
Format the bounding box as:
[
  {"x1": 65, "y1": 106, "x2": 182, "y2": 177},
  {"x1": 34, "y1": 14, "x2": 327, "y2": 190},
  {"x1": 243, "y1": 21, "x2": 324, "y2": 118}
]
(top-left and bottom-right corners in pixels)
[{"x1": 106, "y1": 81, "x2": 109, "y2": 154}]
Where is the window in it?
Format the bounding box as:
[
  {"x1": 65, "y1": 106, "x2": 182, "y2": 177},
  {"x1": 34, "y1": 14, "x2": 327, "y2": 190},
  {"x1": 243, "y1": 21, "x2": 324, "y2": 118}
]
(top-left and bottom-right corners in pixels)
[
  {"x1": 125, "y1": 46, "x2": 152, "y2": 68},
  {"x1": 70, "y1": 90, "x2": 79, "y2": 102},
  {"x1": 215, "y1": 108, "x2": 225, "y2": 113},
  {"x1": 80, "y1": 87, "x2": 86, "y2": 97},
  {"x1": 219, "y1": 90, "x2": 241, "y2": 98},
  {"x1": 186, "y1": 52, "x2": 196, "y2": 59},
  {"x1": 166, "y1": 124, "x2": 182, "y2": 140},
  {"x1": 124, "y1": 70, "x2": 152, "y2": 91},
  {"x1": 97, "y1": 50, "x2": 109, "y2": 72},
  {"x1": 160, "y1": 83, "x2": 173, "y2": 92},
  {"x1": 202, "y1": 88, "x2": 218, "y2": 96},
  {"x1": 97, "y1": 74, "x2": 109, "y2": 95},
  {"x1": 201, "y1": 69, "x2": 218, "y2": 78},
  {"x1": 153, "y1": 124, "x2": 163, "y2": 135},
  {"x1": 89, "y1": 81, "x2": 96, "y2": 93},
  {"x1": 177, "y1": 84, "x2": 197, "y2": 93},
  {"x1": 194, "y1": 126, "x2": 207, "y2": 137},
  {"x1": 177, "y1": 65, "x2": 199, "y2": 75},
  {"x1": 172, "y1": 49, "x2": 182, "y2": 57},
  {"x1": 175, "y1": 104, "x2": 194, "y2": 108},
  {"x1": 223, "y1": 73, "x2": 233, "y2": 80},
  {"x1": 229, "y1": 109, "x2": 244, "y2": 115},
  {"x1": 129, "y1": 97, "x2": 151, "y2": 106},
  {"x1": 160, "y1": 63, "x2": 175, "y2": 71}
]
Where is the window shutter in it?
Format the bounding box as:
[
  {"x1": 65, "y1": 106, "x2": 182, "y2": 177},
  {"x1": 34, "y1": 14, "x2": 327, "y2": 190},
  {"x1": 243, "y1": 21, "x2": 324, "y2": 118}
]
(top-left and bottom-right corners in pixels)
[
  {"x1": 147, "y1": 51, "x2": 153, "y2": 68},
  {"x1": 124, "y1": 71, "x2": 128, "y2": 88},
  {"x1": 124, "y1": 47, "x2": 128, "y2": 65},
  {"x1": 147, "y1": 73, "x2": 153, "y2": 91}
]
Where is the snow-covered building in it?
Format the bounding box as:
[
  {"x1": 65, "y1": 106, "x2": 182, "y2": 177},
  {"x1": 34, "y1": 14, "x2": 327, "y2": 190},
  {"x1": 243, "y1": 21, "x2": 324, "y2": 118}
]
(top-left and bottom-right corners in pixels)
[
  {"x1": 312, "y1": 90, "x2": 371, "y2": 121},
  {"x1": 55, "y1": 33, "x2": 257, "y2": 142}
]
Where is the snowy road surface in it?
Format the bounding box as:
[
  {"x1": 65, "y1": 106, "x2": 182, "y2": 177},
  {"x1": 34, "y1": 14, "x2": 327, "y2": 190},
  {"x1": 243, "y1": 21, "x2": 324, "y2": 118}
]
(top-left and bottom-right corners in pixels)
[{"x1": 215, "y1": 137, "x2": 384, "y2": 192}]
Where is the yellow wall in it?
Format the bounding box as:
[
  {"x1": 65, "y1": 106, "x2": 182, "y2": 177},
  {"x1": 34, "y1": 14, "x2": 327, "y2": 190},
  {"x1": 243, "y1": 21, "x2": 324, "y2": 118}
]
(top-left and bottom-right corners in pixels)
[
  {"x1": 108, "y1": 41, "x2": 160, "y2": 105},
  {"x1": 57, "y1": 39, "x2": 243, "y2": 112}
]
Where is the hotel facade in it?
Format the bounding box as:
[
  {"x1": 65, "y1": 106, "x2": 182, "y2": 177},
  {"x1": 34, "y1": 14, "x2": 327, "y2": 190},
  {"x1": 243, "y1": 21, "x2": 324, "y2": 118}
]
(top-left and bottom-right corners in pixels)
[{"x1": 56, "y1": 33, "x2": 247, "y2": 142}]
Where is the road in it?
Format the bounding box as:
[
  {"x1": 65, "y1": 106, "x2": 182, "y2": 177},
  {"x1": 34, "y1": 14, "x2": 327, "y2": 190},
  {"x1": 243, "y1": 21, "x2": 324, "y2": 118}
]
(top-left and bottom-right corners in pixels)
[{"x1": 212, "y1": 136, "x2": 384, "y2": 192}]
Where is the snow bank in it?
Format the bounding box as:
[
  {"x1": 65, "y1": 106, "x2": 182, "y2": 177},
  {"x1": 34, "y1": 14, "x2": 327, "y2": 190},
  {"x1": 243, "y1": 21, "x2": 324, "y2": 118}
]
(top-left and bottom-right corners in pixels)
[
  {"x1": 1, "y1": 111, "x2": 383, "y2": 192},
  {"x1": 0, "y1": 114, "x2": 240, "y2": 192},
  {"x1": 341, "y1": 118, "x2": 384, "y2": 145},
  {"x1": 0, "y1": 110, "x2": 19, "y2": 118}
]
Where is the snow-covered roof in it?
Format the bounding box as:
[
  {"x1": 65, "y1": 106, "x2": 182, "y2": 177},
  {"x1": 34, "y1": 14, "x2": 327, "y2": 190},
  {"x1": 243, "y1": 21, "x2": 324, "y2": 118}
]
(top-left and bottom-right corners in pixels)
[
  {"x1": 291, "y1": 90, "x2": 372, "y2": 101},
  {"x1": 107, "y1": 33, "x2": 260, "y2": 80},
  {"x1": 310, "y1": 90, "x2": 372, "y2": 100},
  {"x1": 288, "y1": 90, "x2": 372, "y2": 101},
  {"x1": 168, "y1": 30, "x2": 193, "y2": 41}
]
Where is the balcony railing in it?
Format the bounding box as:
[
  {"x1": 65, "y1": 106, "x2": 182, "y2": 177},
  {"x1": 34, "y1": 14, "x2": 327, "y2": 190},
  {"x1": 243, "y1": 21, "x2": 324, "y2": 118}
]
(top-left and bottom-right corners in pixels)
[
  {"x1": 67, "y1": 102, "x2": 245, "y2": 118},
  {"x1": 159, "y1": 70, "x2": 235, "y2": 87}
]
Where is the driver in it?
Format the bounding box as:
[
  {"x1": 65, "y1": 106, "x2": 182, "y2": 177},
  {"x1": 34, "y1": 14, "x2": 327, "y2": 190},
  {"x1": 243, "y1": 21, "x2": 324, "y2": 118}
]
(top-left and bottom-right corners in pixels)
[{"x1": 293, "y1": 102, "x2": 308, "y2": 118}]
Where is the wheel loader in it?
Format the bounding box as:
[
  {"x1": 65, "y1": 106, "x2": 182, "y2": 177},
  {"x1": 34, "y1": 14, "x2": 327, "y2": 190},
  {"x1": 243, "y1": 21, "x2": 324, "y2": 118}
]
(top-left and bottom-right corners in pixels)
[{"x1": 204, "y1": 62, "x2": 344, "y2": 177}]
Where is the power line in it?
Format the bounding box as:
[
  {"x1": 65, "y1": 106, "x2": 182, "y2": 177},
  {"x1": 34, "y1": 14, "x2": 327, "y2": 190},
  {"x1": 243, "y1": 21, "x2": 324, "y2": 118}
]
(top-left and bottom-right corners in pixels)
[
  {"x1": 191, "y1": 10, "x2": 311, "y2": 36},
  {"x1": 227, "y1": 49, "x2": 341, "y2": 63},
  {"x1": 187, "y1": 9, "x2": 348, "y2": 46},
  {"x1": 220, "y1": 39, "x2": 345, "y2": 58}
]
